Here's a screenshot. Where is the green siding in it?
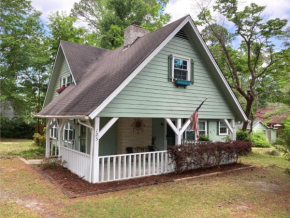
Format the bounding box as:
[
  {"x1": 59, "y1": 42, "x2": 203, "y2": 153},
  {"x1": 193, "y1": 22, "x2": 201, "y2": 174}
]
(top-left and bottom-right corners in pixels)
[
  {"x1": 99, "y1": 34, "x2": 236, "y2": 119},
  {"x1": 52, "y1": 56, "x2": 71, "y2": 100},
  {"x1": 207, "y1": 120, "x2": 229, "y2": 142},
  {"x1": 99, "y1": 117, "x2": 118, "y2": 156},
  {"x1": 253, "y1": 122, "x2": 267, "y2": 132}
]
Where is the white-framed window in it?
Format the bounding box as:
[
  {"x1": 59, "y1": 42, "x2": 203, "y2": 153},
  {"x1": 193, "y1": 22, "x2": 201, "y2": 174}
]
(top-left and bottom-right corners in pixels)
[
  {"x1": 60, "y1": 75, "x2": 72, "y2": 87},
  {"x1": 185, "y1": 120, "x2": 207, "y2": 140},
  {"x1": 50, "y1": 122, "x2": 58, "y2": 139},
  {"x1": 219, "y1": 121, "x2": 228, "y2": 135},
  {"x1": 63, "y1": 122, "x2": 74, "y2": 141},
  {"x1": 173, "y1": 56, "x2": 190, "y2": 81}
]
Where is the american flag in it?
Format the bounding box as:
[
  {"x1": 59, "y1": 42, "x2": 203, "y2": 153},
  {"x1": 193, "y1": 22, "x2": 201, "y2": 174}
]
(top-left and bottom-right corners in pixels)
[{"x1": 189, "y1": 98, "x2": 207, "y2": 141}]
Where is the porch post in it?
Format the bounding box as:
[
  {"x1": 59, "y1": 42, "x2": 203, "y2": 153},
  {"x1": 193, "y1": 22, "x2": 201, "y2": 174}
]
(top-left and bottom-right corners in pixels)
[
  {"x1": 176, "y1": 118, "x2": 182, "y2": 145},
  {"x1": 45, "y1": 118, "x2": 51, "y2": 157},
  {"x1": 92, "y1": 117, "x2": 100, "y2": 183},
  {"x1": 231, "y1": 119, "x2": 236, "y2": 141},
  {"x1": 57, "y1": 119, "x2": 65, "y2": 156}
]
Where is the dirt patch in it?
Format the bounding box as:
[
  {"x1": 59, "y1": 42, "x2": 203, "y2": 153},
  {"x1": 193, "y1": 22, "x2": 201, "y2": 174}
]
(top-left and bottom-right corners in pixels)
[{"x1": 34, "y1": 163, "x2": 252, "y2": 198}]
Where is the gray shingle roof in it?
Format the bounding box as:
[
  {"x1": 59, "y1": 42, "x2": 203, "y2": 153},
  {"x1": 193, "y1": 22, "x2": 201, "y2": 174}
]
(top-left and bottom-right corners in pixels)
[{"x1": 38, "y1": 16, "x2": 188, "y2": 117}]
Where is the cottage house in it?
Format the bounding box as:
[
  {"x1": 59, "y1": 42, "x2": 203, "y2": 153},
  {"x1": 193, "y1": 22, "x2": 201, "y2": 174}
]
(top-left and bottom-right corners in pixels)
[{"x1": 37, "y1": 15, "x2": 247, "y2": 183}]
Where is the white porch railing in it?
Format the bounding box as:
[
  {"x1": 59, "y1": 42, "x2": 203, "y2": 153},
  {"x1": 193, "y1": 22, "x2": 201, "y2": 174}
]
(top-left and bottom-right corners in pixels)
[
  {"x1": 59, "y1": 146, "x2": 91, "y2": 182},
  {"x1": 98, "y1": 151, "x2": 174, "y2": 183},
  {"x1": 49, "y1": 139, "x2": 58, "y2": 156}
]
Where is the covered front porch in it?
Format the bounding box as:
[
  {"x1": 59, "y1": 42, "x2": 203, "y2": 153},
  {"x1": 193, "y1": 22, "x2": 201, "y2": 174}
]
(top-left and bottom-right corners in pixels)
[{"x1": 45, "y1": 117, "x2": 236, "y2": 183}]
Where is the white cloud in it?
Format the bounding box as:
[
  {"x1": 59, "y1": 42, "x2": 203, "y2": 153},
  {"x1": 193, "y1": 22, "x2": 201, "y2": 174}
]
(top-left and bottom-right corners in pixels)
[
  {"x1": 165, "y1": 0, "x2": 290, "y2": 22},
  {"x1": 31, "y1": 0, "x2": 81, "y2": 21}
]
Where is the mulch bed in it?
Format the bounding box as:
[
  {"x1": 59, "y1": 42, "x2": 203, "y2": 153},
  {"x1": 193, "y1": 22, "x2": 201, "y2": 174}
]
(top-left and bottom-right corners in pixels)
[{"x1": 34, "y1": 163, "x2": 252, "y2": 198}]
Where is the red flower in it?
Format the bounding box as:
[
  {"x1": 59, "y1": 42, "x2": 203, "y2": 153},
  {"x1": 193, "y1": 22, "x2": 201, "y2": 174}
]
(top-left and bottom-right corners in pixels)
[{"x1": 56, "y1": 85, "x2": 66, "y2": 93}]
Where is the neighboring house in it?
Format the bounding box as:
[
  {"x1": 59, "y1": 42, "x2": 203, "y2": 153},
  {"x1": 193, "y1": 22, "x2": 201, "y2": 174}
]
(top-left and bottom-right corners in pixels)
[
  {"x1": 37, "y1": 15, "x2": 247, "y2": 183},
  {"x1": 254, "y1": 108, "x2": 289, "y2": 130},
  {"x1": 236, "y1": 120, "x2": 277, "y2": 143}
]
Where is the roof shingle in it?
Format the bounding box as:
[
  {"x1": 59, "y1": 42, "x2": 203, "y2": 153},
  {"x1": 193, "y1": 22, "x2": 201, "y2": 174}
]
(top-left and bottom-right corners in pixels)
[{"x1": 38, "y1": 15, "x2": 188, "y2": 117}]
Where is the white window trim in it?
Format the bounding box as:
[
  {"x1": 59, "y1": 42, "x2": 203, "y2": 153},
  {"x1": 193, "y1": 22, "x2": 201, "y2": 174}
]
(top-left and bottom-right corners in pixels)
[
  {"x1": 172, "y1": 55, "x2": 191, "y2": 81},
  {"x1": 185, "y1": 120, "x2": 207, "y2": 139},
  {"x1": 219, "y1": 121, "x2": 229, "y2": 135},
  {"x1": 50, "y1": 120, "x2": 58, "y2": 139},
  {"x1": 61, "y1": 76, "x2": 68, "y2": 86},
  {"x1": 63, "y1": 122, "x2": 74, "y2": 143}
]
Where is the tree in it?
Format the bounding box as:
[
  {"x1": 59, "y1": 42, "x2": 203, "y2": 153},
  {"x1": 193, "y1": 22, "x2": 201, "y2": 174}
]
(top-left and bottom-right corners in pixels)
[
  {"x1": 71, "y1": 0, "x2": 171, "y2": 49},
  {"x1": 195, "y1": 0, "x2": 288, "y2": 131},
  {"x1": 0, "y1": 0, "x2": 49, "y2": 121},
  {"x1": 46, "y1": 11, "x2": 95, "y2": 59}
]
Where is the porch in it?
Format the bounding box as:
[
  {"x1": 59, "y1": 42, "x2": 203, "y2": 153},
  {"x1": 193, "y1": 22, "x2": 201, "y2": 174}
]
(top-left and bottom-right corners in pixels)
[{"x1": 45, "y1": 117, "x2": 236, "y2": 183}]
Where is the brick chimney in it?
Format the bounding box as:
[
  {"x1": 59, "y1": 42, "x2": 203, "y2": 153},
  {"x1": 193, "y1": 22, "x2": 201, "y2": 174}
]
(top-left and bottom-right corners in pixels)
[{"x1": 124, "y1": 21, "x2": 149, "y2": 47}]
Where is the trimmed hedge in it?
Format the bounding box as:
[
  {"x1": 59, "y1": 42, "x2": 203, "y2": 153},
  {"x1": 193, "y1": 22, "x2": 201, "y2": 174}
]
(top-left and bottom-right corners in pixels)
[
  {"x1": 168, "y1": 141, "x2": 252, "y2": 173},
  {"x1": 1, "y1": 117, "x2": 35, "y2": 139}
]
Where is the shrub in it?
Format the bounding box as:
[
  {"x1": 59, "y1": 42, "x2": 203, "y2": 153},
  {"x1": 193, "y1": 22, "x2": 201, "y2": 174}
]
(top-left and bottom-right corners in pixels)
[
  {"x1": 251, "y1": 132, "x2": 271, "y2": 148},
  {"x1": 33, "y1": 133, "x2": 46, "y2": 147},
  {"x1": 167, "y1": 141, "x2": 252, "y2": 173},
  {"x1": 265, "y1": 150, "x2": 280, "y2": 156},
  {"x1": 199, "y1": 135, "x2": 211, "y2": 141},
  {"x1": 40, "y1": 156, "x2": 66, "y2": 169},
  {"x1": 1, "y1": 117, "x2": 35, "y2": 139},
  {"x1": 237, "y1": 129, "x2": 251, "y2": 141},
  {"x1": 275, "y1": 138, "x2": 286, "y2": 145}
]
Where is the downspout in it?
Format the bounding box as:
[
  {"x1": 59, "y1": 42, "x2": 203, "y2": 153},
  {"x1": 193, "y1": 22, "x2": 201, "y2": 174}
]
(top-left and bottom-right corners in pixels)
[{"x1": 78, "y1": 119, "x2": 94, "y2": 183}]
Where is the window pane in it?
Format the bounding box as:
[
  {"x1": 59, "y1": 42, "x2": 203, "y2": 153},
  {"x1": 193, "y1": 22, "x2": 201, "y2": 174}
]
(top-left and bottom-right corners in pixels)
[
  {"x1": 220, "y1": 128, "x2": 227, "y2": 134},
  {"x1": 199, "y1": 130, "x2": 206, "y2": 136},
  {"x1": 64, "y1": 130, "x2": 68, "y2": 140},
  {"x1": 174, "y1": 69, "x2": 187, "y2": 80},
  {"x1": 69, "y1": 130, "x2": 73, "y2": 140},
  {"x1": 187, "y1": 131, "x2": 195, "y2": 140},
  {"x1": 199, "y1": 122, "x2": 205, "y2": 131},
  {"x1": 174, "y1": 59, "x2": 187, "y2": 70}
]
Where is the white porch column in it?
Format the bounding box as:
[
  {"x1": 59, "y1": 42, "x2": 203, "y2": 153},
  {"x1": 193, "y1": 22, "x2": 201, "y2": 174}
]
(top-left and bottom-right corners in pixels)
[
  {"x1": 92, "y1": 117, "x2": 100, "y2": 183},
  {"x1": 175, "y1": 118, "x2": 182, "y2": 145},
  {"x1": 57, "y1": 119, "x2": 65, "y2": 156},
  {"x1": 45, "y1": 118, "x2": 51, "y2": 157},
  {"x1": 231, "y1": 119, "x2": 236, "y2": 141}
]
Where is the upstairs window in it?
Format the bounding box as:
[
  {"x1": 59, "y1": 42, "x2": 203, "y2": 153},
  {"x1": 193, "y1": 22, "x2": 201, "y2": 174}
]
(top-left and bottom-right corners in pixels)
[
  {"x1": 173, "y1": 57, "x2": 190, "y2": 81},
  {"x1": 219, "y1": 121, "x2": 228, "y2": 135},
  {"x1": 60, "y1": 75, "x2": 72, "y2": 87}
]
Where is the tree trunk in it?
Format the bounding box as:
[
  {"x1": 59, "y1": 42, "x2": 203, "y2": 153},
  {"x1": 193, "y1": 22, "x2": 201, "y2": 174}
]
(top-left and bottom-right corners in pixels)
[{"x1": 242, "y1": 97, "x2": 254, "y2": 131}]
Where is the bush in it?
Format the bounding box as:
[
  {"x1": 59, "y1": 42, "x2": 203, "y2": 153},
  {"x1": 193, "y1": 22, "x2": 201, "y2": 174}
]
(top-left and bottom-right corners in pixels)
[
  {"x1": 1, "y1": 117, "x2": 35, "y2": 139},
  {"x1": 40, "y1": 156, "x2": 66, "y2": 169},
  {"x1": 275, "y1": 138, "x2": 286, "y2": 145},
  {"x1": 251, "y1": 132, "x2": 271, "y2": 148},
  {"x1": 199, "y1": 135, "x2": 211, "y2": 141},
  {"x1": 237, "y1": 129, "x2": 251, "y2": 141},
  {"x1": 33, "y1": 133, "x2": 46, "y2": 147},
  {"x1": 167, "y1": 141, "x2": 252, "y2": 173},
  {"x1": 265, "y1": 150, "x2": 280, "y2": 156}
]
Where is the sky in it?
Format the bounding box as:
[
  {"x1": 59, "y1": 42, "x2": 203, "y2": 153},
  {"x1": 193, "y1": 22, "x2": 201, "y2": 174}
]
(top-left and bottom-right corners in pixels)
[{"x1": 32, "y1": 0, "x2": 290, "y2": 48}]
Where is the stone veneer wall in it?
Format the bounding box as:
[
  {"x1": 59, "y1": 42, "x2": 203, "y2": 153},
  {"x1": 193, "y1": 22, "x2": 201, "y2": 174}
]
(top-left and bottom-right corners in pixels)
[{"x1": 117, "y1": 118, "x2": 152, "y2": 154}]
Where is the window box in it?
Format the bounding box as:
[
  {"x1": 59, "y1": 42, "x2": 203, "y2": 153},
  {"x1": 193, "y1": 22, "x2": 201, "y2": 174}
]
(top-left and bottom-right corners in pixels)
[
  {"x1": 174, "y1": 79, "x2": 191, "y2": 86},
  {"x1": 56, "y1": 85, "x2": 67, "y2": 94}
]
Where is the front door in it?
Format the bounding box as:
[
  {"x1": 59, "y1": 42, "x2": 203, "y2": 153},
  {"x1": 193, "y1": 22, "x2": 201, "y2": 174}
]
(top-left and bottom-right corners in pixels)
[
  {"x1": 166, "y1": 122, "x2": 175, "y2": 146},
  {"x1": 80, "y1": 125, "x2": 87, "y2": 153}
]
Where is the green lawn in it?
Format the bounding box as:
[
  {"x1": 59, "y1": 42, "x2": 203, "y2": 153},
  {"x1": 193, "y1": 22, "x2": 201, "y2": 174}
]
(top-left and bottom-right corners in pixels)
[
  {"x1": 1, "y1": 139, "x2": 290, "y2": 217},
  {"x1": 0, "y1": 138, "x2": 45, "y2": 159}
]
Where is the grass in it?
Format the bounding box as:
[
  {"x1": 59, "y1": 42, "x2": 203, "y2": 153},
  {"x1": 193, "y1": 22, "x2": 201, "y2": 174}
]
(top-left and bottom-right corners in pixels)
[
  {"x1": 1, "y1": 139, "x2": 290, "y2": 217},
  {"x1": 0, "y1": 138, "x2": 45, "y2": 159}
]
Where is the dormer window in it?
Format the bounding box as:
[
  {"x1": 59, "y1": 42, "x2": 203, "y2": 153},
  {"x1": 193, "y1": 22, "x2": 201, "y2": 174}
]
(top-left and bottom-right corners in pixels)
[
  {"x1": 173, "y1": 57, "x2": 190, "y2": 81},
  {"x1": 61, "y1": 75, "x2": 72, "y2": 87}
]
